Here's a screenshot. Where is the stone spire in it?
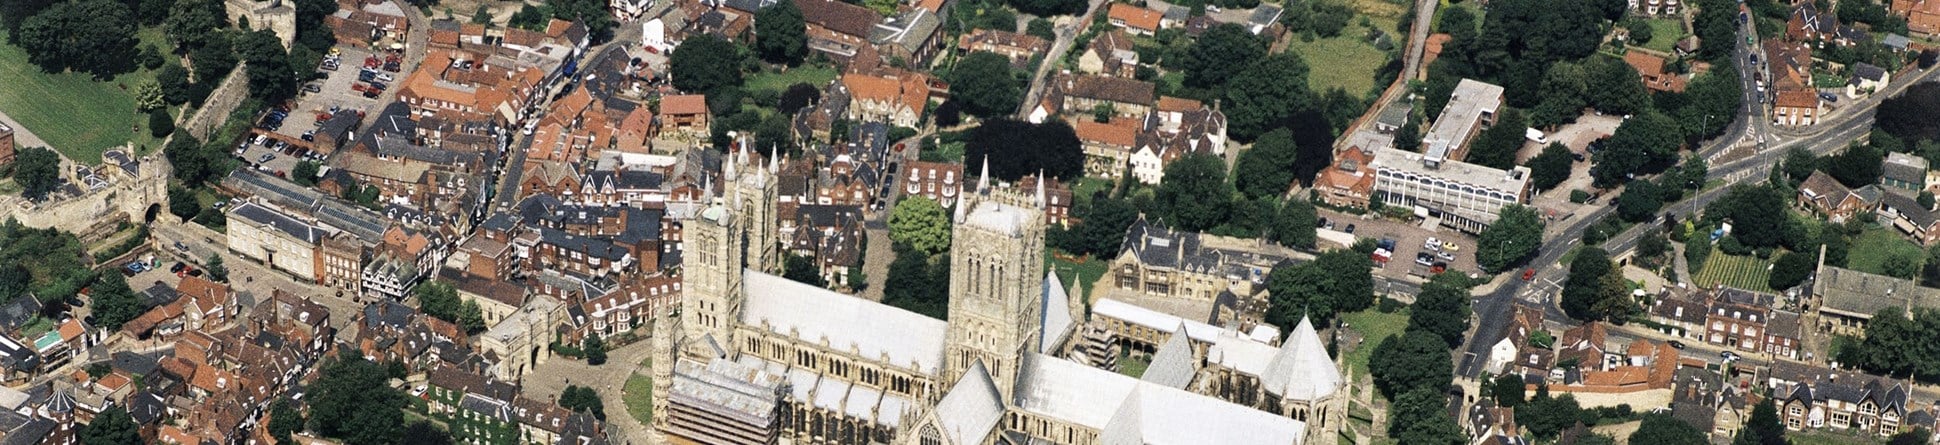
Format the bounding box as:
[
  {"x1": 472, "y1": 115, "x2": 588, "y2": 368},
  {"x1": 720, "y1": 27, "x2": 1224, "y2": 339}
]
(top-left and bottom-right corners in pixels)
[
  {"x1": 977, "y1": 155, "x2": 990, "y2": 195},
  {"x1": 1035, "y1": 169, "x2": 1046, "y2": 209}
]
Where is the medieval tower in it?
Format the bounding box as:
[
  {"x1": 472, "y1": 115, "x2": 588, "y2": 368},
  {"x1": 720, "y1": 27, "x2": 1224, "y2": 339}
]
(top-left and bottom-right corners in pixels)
[
  {"x1": 942, "y1": 161, "x2": 1048, "y2": 399},
  {"x1": 678, "y1": 146, "x2": 779, "y2": 358}
]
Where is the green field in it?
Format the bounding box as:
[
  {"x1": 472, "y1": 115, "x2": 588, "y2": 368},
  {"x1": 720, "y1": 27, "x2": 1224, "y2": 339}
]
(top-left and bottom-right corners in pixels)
[
  {"x1": 745, "y1": 64, "x2": 839, "y2": 94},
  {"x1": 1284, "y1": 21, "x2": 1393, "y2": 96},
  {"x1": 1117, "y1": 350, "x2": 1150, "y2": 378},
  {"x1": 0, "y1": 27, "x2": 171, "y2": 164},
  {"x1": 1046, "y1": 249, "x2": 1109, "y2": 304},
  {"x1": 1640, "y1": 18, "x2": 1688, "y2": 54},
  {"x1": 1846, "y1": 227, "x2": 1928, "y2": 278},
  {"x1": 623, "y1": 360, "x2": 655, "y2": 425},
  {"x1": 1693, "y1": 253, "x2": 1775, "y2": 293},
  {"x1": 1339, "y1": 309, "x2": 1410, "y2": 382}
]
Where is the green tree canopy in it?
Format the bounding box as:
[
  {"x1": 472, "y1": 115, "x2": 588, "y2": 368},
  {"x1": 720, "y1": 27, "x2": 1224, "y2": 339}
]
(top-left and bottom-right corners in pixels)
[
  {"x1": 889, "y1": 196, "x2": 952, "y2": 256},
  {"x1": 1490, "y1": 373, "x2": 1526, "y2": 408},
  {"x1": 883, "y1": 246, "x2": 949, "y2": 320},
  {"x1": 1465, "y1": 107, "x2": 1529, "y2": 170},
  {"x1": 1233, "y1": 128, "x2": 1302, "y2": 199},
  {"x1": 18, "y1": 0, "x2": 138, "y2": 77},
  {"x1": 1272, "y1": 198, "x2": 1318, "y2": 249},
  {"x1": 1561, "y1": 247, "x2": 1612, "y2": 321},
  {"x1": 1154, "y1": 154, "x2": 1232, "y2": 232},
  {"x1": 1526, "y1": 142, "x2": 1576, "y2": 191},
  {"x1": 165, "y1": 0, "x2": 229, "y2": 50},
  {"x1": 1266, "y1": 248, "x2": 1375, "y2": 328},
  {"x1": 1369, "y1": 329, "x2": 1453, "y2": 399},
  {"x1": 1223, "y1": 53, "x2": 1315, "y2": 141},
  {"x1": 416, "y1": 281, "x2": 484, "y2": 334},
  {"x1": 754, "y1": 1, "x2": 807, "y2": 65},
  {"x1": 1592, "y1": 111, "x2": 1684, "y2": 187},
  {"x1": 1182, "y1": 24, "x2": 1267, "y2": 91},
  {"x1": 78, "y1": 405, "x2": 140, "y2": 445},
  {"x1": 12, "y1": 147, "x2": 60, "y2": 201},
  {"x1": 669, "y1": 35, "x2": 743, "y2": 94},
  {"x1": 1631, "y1": 413, "x2": 1710, "y2": 445},
  {"x1": 962, "y1": 119, "x2": 1084, "y2": 181},
  {"x1": 1616, "y1": 179, "x2": 1663, "y2": 223},
  {"x1": 1408, "y1": 273, "x2": 1475, "y2": 348},
  {"x1": 947, "y1": 51, "x2": 1024, "y2": 118},
  {"x1": 1733, "y1": 398, "x2": 1786, "y2": 445},
  {"x1": 783, "y1": 253, "x2": 828, "y2": 287},
  {"x1": 90, "y1": 272, "x2": 145, "y2": 331},
  {"x1": 1768, "y1": 251, "x2": 1816, "y2": 290},
  {"x1": 1477, "y1": 205, "x2": 1544, "y2": 273},
  {"x1": 309, "y1": 353, "x2": 408, "y2": 444}
]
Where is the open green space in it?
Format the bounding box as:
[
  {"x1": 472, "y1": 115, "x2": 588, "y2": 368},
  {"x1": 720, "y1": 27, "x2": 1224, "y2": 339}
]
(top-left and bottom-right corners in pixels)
[
  {"x1": 1640, "y1": 18, "x2": 1688, "y2": 53},
  {"x1": 1788, "y1": 428, "x2": 1886, "y2": 445},
  {"x1": 0, "y1": 27, "x2": 171, "y2": 164},
  {"x1": 1046, "y1": 249, "x2": 1109, "y2": 304},
  {"x1": 1692, "y1": 253, "x2": 1775, "y2": 293},
  {"x1": 1071, "y1": 177, "x2": 1112, "y2": 202},
  {"x1": 745, "y1": 64, "x2": 839, "y2": 94},
  {"x1": 623, "y1": 359, "x2": 655, "y2": 425},
  {"x1": 1116, "y1": 350, "x2": 1150, "y2": 378},
  {"x1": 1846, "y1": 226, "x2": 1928, "y2": 278},
  {"x1": 1283, "y1": 21, "x2": 1393, "y2": 96},
  {"x1": 1339, "y1": 308, "x2": 1409, "y2": 382}
]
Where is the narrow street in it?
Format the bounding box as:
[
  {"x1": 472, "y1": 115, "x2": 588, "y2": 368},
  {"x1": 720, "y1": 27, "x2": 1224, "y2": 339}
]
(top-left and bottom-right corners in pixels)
[
  {"x1": 521, "y1": 334, "x2": 663, "y2": 445},
  {"x1": 1014, "y1": 0, "x2": 1113, "y2": 118}
]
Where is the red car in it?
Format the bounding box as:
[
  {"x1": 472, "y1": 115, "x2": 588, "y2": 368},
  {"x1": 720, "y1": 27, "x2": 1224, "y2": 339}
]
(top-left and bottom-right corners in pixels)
[{"x1": 1522, "y1": 269, "x2": 1536, "y2": 281}]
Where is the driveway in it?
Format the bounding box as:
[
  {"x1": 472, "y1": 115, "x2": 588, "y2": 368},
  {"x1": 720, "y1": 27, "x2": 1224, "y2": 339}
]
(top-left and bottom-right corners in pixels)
[{"x1": 520, "y1": 334, "x2": 664, "y2": 445}]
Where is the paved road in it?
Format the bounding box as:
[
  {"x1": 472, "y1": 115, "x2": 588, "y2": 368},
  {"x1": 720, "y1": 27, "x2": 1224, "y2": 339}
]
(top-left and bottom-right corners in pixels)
[
  {"x1": 521, "y1": 333, "x2": 662, "y2": 445},
  {"x1": 1015, "y1": 0, "x2": 1112, "y2": 118},
  {"x1": 1401, "y1": 0, "x2": 1437, "y2": 80},
  {"x1": 1454, "y1": 13, "x2": 1939, "y2": 378}
]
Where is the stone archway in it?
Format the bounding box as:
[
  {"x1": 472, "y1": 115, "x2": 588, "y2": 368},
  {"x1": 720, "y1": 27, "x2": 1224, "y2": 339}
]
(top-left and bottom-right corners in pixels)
[{"x1": 144, "y1": 203, "x2": 162, "y2": 225}]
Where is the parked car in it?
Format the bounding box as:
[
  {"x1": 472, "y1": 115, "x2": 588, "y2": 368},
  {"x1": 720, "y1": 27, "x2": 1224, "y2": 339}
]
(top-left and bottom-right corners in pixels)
[
  {"x1": 376, "y1": 73, "x2": 394, "y2": 83},
  {"x1": 1424, "y1": 237, "x2": 1442, "y2": 250},
  {"x1": 1344, "y1": 224, "x2": 1356, "y2": 234},
  {"x1": 1522, "y1": 269, "x2": 1536, "y2": 281},
  {"x1": 1442, "y1": 241, "x2": 1459, "y2": 251},
  {"x1": 1414, "y1": 253, "x2": 1435, "y2": 266},
  {"x1": 1437, "y1": 251, "x2": 1456, "y2": 261},
  {"x1": 259, "y1": 153, "x2": 275, "y2": 163},
  {"x1": 1668, "y1": 340, "x2": 1685, "y2": 349}
]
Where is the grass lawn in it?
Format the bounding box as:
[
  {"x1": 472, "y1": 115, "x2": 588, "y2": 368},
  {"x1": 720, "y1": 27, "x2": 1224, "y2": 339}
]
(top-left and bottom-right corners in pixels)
[
  {"x1": 1348, "y1": 0, "x2": 1406, "y2": 35},
  {"x1": 1693, "y1": 253, "x2": 1775, "y2": 293},
  {"x1": 1339, "y1": 309, "x2": 1410, "y2": 383},
  {"x1": 1071, "y1": 177, "x2": 1112, "y2": 202},
  {"x1": 1846, "y1": 226, "x2": 1928, "y2": 278},
  {"x1": 1788, "y1": 428, "x2": 1885, "y2": 445},
  {"x1": 623, "y1": 359, "x2": 655, "y2": 425},
  {"x1": 1283, "y1": 21, "x2": 1392, "y2": 96},
  {"x1": 745, "y1": 64, "x2": 838, "y2": 94},
  {"x1": 1116, "y1": 350, "x2": 1150, "y2": 378},
  {"x1": 1640, "y1": 18, "x2": 1688, "y2": 54},
  {"x1": 1046, "y1": 249, "x2": 1109, "y2": 304},
  {"x1": 0, "y1": 27, "x2": 171, "y2": 163}
]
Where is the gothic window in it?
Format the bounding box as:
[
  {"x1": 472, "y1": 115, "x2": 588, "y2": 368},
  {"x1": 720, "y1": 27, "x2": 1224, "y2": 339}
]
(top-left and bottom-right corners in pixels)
[{"x1": 921, "y1": 424, "x2": 943, "y2": 445}]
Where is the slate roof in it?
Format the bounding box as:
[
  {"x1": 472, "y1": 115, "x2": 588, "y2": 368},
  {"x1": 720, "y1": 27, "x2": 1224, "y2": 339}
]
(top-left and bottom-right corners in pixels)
[
  {"x1": 229, "y1": 202, "x2": 322, "y2": 244},
  {"x1": 796, "y1": 0, "x2": 881, "y2": 38},
  {"x1": 1884, "y1": 151, "x2": 1927, "y2": 186},
  {"x1": 0, "y1": 296, "x2": 41, "y2": 332}
]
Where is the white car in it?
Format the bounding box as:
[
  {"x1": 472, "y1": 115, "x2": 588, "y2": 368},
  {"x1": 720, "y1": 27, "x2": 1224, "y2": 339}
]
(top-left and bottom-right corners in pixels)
[
  {"x1": 1424, "y1": 237, "x2": 1442, "y2": 250},
  {"x1": 376, "y1": 73, "x2": 394, "y2": 83}
]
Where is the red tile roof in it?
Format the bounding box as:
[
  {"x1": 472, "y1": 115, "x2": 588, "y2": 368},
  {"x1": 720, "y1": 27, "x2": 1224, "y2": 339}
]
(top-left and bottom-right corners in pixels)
[{"x1": 1109, "y1": 3, "x2": 1164, "y2": 32}]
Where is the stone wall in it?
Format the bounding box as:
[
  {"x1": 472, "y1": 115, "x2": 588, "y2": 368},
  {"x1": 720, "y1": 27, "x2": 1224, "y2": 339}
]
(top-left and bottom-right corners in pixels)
[
  {"x1": 224, "y1": 0, "x2": 297, "y2": 48},
  {"x1": 0, "y1": 155, "x2": 172, "y2": 241},
  {"x1": 183, "y1": 62, "x2": 252, "y2": 141}
]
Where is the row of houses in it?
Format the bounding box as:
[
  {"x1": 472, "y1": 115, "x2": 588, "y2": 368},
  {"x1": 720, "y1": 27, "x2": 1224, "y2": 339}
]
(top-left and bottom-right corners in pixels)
[{"x1": 1796, "y1": 152, "x2": 1940, "y2": 247}]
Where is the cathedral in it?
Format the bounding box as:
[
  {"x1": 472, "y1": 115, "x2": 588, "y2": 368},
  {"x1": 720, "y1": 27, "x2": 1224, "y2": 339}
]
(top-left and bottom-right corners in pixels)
[{"x1": 648, "y1": 148, "x2": 1343, "y2": 445}]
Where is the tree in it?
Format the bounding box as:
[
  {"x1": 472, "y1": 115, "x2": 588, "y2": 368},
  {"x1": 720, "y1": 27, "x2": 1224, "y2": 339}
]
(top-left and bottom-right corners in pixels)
[
  {"x1": 948, "y1": 52, "x2": 1023, "y2": 118},
  {"x1": 1065, "y1": 196, "x2": 1138, "y2": 256},
  {"x1": 1779, "y1": 146, "x2": 1821, "y2": 184},
  {"x1": 146, "y1": 108, "x2": 175, "y2": 138},
  {"x1": 779, "y1": 82, "x2": 820, "y2": 114},
  {"x1": 1008, "y1": 0, "x2": 1084, "y2": 18},
  {"x1": 1273, "y1": 198, "x2": 1318, "y2": 249},
  {"x1": 157, "y1": 64, "x2": 192, "y2": 105},
  {"x1": 509, "y1": 4, "x2": 549, "y2": 30},
  {"x1": 12, "y1": 147, "x2": 59, "y2": 201},
  {"x1": 1889, "y1": 427, "x2": 1933, "y2": 445},
  {"x1": 1368, "y1": 329, "x2": 1453, "y2": 399},
  {"x1": 401, "y1": 421, "x2": 453, "y2": 445},
  {"x1": 306, "y1": 353, "x2": 405, "y2": 443},
  {"x1": 1523, "y1": 388, "x2": 1585, "y2": 440},
  {"x1": 962, "y1": 119, "x2": 1084, "y2": 181},
  {"x1": 883, "y1": 245, "x2": 948, "y2": 319},
  {"x1": 1026, "y1": 18, "x2": 1055, "y2": 41},
  {"x1": 1466, "y1": 108, "x2": 1528, "y2": 170},
  {"x1": 19, "y1": 0, "x2": 139, "y2": 77},
  {"x1": 1527, "y1": 143, "x2": 1575, "y2": 191},
  {"x1": 1733, "y1": 398, "x2": 1786, "y2": 445},
  {"x1": 1396, "y1": 410, "x2": 1466, "y2": 445},
  {"x1": 1182, "y1": 24, "x2": 1267, "y2": 91},
  {"x1": 205, "y1": 254, "x2": 228, "y2": 282},
  {"x1": 669, "y1": 35, "x2": 743, "y2": 94},
  {"x1": 889, "y1": 196, "x2": 951, "y2": 256},
  {"x1": 934, "y1": 100, "x2": 962, "y2": 127},
  {"x1": 1824, "y1": 143, "x2": 1885, "y2": 188},
  {"x1": 235, "y1": 29, "x2": 298, "y2": 103},
  {"x1": 782, "y1": 253, "x2": 827, "y2": 287},
  {"x1": 1679, "y1": 154, "x2": 1709, "y2": 190},
  {"x1": 164, "y1": 130, "x2": 228, "y2": 187},
  {"x1": 754, "y1": 1, "x2": 807, "y2": 65},
  {"x1": 268, "y1": 399, "x2": 304, "y2": 445},
  {"x1": 1632, "y1": 413, "x2": 1709, "y2": 445},
  {"x1": 1388, "y1": 387, "x2": 1449, "y2": 438},
  {"x1": 1491, "y1": 373, "x2": 1526, "y2": 408},
  {"x1": 1626, "y1": 18, "x2": 1655, "y2": 46},
  {"x1": 166, "y1": 185, "x2": 200, "y2": 222},
  {"x1": 1616, "y1": 179, "x2": 1663, "y2": 223},
  {"x1": 89, "y1": 272, "x2": 145, "y2": 331},
  {"x1": 1768, "y1": 251, "x2": 1816, "y2": 290},
  {"x1": 1477, "y1": 205, "x2": 1544, "y2": 273},
  {"x1": 1224, "y1": 53, "x2": 1315, "y2": 141},
  {"x1": 584, "y1": 334, "x2": 608, "y2": 365},
  {"x1": 135, "y1": 80, "x2": 166, "y2": 112},
  {"x1": 415, "y1": 281, "x2": 483, "y2": 334},
  {"x1": 1408, "y1": 273, "x2": 1475, "y2": 348},
  {"x1": 1562, "y1": 248, "x2": 1612, "y2": 321},
  {"x1": 1705, "y1": 184, "x2": 1790, "y2": 249},
  {"x1": 292, "y1": 160, "x2": 321, "y2": 186},
  {"x1": 1588, "y1": 57, "x2": 1651, "y2": 115},
  {"x1": 560, "y1": 385, "x2": 607, "y2": 420},
  {"x1": 1877, "y1": 82, "x2": 1940, "y2": 144},
  {"x1": 1591, "y1": 271, "x2": 1638, "y2": 322},
  {"x1": 165, "y1": 0, "x2": 228, "y2": 50},
  {"x1": 1154, "y1": 154, "x2": 1232, "y2": 232},
  {"x1": 1233, "y1": 128, "x2": 1302, "y2": 199},
  {"x1": 1592, "y1": 111, "x2": 1683, "y2": 187},
  {"x1": 78, "y1": 405, "x2": 140, "y2": 445},
  {"x1": 1266, "y1": 249, "x2": 1375, "y2": 328},
  {"x1": 1393, "y1": 115, "x2": 1423, "y2": 152}
]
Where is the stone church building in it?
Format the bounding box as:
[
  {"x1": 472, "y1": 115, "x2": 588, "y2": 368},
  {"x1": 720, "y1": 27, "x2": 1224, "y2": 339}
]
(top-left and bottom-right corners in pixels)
[{"x1": 649, "y1": 150, "x2": 1341, "y2": 445}]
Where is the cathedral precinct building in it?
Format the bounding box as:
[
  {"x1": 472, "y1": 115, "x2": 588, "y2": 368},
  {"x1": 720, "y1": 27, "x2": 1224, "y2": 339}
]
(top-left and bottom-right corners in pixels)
[{"x1": 648, "y1": 148, "x2": 1344, "y2": 445}]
